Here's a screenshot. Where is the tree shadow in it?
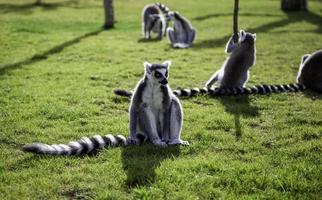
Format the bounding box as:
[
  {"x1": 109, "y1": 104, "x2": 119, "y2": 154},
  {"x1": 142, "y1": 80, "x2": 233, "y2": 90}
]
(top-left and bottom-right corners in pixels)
[
  {"x1": 137, "y1": 38, "x2": 162, "y2": 43},
  {"x1": 217, "y1": 95, "x2": 259, "y2": 140},
  {"x1": 0, "y1": 0, "x2": 79, "y2": 14},
  {"x1": 121, "y1": 144, "x2": 180, "y2": 188},
  {"x1": 192, "y1": 11, "x2": 322, "y2": 49},
  {"x1": 193, "y1": 12, "x2": 282, "y2": 21},
  {"x1": 0, "y1": 29, "x2": 104, "y2": 76}
]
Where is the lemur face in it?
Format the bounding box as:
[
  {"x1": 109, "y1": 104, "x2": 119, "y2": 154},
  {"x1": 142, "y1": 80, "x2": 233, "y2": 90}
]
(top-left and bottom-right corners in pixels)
[
  {"x1": 144, "y1": 61, "x2": 171, "y2": 85},
  {"x1": 239, "y1": 30, "x2": 256, "y2": 45},
  {"x1": 168, "y1": 11, "x2": 177, "y2": 20}
]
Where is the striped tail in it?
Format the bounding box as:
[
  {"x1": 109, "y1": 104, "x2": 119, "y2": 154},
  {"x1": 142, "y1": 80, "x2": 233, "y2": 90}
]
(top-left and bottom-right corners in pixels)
[
  {"x1": 155, "y1": 2, "x2": 172, "y2": 21},
  {"x1": 173, "y1": 87, "x2": 209, "y2": 97},
  {"x1": 113, "y1": 89, "x2": 133, "y2": 97},
  {"x1": 172, "y1": 83, "x2": 307, "y2": 98},
  {"x1": 22, "y1": 134, "x2": 127, "y2": 156}
]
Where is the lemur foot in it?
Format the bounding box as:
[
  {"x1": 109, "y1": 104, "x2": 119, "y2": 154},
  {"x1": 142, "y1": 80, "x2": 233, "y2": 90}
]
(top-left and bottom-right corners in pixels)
[
  {"x1": 152, "y1": 140, "x2": 168, "y2": 148},
  {"x1": 168, "y1": 139, "x2": 189, "y2": 146},
  {"x1": 127, "y1": 137, "x2": 141, "y2": 145}
]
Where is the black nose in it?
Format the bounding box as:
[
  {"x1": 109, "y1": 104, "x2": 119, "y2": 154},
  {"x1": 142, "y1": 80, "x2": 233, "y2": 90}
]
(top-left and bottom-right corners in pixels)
[{"x1": 160, "y1": 79, "x2": 168, "y2": 85}]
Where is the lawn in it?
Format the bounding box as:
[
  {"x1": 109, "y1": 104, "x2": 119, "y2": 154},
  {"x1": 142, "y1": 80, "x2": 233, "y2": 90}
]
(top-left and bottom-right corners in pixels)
[{"x1": 0, "y1": 0, "x2": 321, "y2": 199}]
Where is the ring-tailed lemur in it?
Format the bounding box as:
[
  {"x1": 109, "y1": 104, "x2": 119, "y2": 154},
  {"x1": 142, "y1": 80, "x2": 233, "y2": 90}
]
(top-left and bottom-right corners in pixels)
[
  {"x1": 297, "y1": 49, "x2": 322, "y2": 93},
  {"x1": 142, "y1": 3, "x2": 171, "y2": 40},
  {"x1": 127, "y1": 60, "x2": 189, "y2": 147},
  {"x1": 167, "y1": 11, "x2": 196, "y2": 48},
  {"x1": 205, "y1": 30, "x2": 256, "y2": 89},
  {"x1": 23, "y1": 61, "x2": 188, "y2": 156}
]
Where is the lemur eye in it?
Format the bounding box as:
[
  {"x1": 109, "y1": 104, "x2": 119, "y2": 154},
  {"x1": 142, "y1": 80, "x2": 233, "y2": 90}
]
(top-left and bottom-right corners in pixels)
[{"x1": 154, "y1": 72, "x2": 161, "y2": 78}]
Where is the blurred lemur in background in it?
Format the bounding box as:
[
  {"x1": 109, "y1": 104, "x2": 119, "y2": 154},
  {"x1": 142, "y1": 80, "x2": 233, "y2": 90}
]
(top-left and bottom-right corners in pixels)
[
  {"x1": 167, "y1": 11, "x2": 196, "y2": 48},
  {"x1": 142, "y1": 3, "x2": 171, "y2": 40}
]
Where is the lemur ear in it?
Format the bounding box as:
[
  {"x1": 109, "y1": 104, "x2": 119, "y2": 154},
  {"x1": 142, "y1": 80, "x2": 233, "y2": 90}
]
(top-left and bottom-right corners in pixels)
[
  {"x1": 301, "y1": 54, "x2": 311, "y2": 64},
  {"x1": 168, "y1": 11, "x2": 175, "y2": 18},
  {"x1": 240, "y1": 30, "x2": 246, "y2": 42},
  {"x1": 163, "y1": 60, "x2": 172, "y2": 69},
  {"x1": 144, "y1": 61, "x2": 152, "y2": 74},
  {"x1": 173, "y1": 11, "x2": 180, "y2": 18},
  {"x1": 252, "y1": 33, "x2": 256, "y2": 41},
  {"x1": 168, "y1": 11, "x2": 174, "y2": 16}
]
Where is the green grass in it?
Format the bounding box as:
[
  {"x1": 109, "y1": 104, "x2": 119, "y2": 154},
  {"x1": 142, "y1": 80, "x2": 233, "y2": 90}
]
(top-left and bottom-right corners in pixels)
[{"x1": 1, "y1": 0, "x2": 322, "y2": 199}]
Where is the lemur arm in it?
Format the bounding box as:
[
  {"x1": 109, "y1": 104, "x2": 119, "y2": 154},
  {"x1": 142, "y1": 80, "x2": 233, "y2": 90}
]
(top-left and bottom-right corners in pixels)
[
  {"x1": 205, "y1": 70, "x2": 220, "y2": 88},
  {"x1": 225, "y1": 35, "x2": 239, "y2": 53},
  {"x1": 128, "y1": 90, "x2": 141, "y2": 144},
  {"x1": 187, "y1": 28, "x2": 196, "y2": 44},
  {"x1": 167, "y1": 27, "x2": 176, "y2": 44},
  {"x1": 129, "y1": 106, "x2": 138, "y2": 139}
]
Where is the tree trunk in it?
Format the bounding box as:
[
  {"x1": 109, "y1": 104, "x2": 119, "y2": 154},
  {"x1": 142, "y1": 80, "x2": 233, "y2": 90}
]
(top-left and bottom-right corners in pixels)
[
  {"x1": 281, "y1": 0, "x2": 308, "y2": 11},
  {"x1": 103, "y1": 0, "x2": 114, "y2": 29},
  {"x1": 233, "y1": 0, "x2": 239, "y2": 43},
  {"x1": 35, "y1": 0, "x2": 43, "y2": 5}
]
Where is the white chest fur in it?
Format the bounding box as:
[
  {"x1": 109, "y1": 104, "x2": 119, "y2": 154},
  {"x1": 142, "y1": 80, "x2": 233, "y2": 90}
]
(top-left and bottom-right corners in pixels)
[{"x1": 142, "y1": 84, "x2": 164, "y2": 110}]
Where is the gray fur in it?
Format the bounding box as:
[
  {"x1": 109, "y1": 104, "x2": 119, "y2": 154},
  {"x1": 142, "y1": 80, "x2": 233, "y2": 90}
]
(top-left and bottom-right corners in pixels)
[
  {"x1": 297, "y1": 49, "x2": 322, "y2": 93},
  {"x1": 128, "y1": 61, "x2": 189, "y2": 147},
  {"x1": 167, "y1": 11, "x2": 196, "y2": 48},
  {"x1": 142, "y1": 3, "x2": 170, "y2": 40},
  {"x1": 205, "y1": 30, "x2": 256, "y2": 89}
]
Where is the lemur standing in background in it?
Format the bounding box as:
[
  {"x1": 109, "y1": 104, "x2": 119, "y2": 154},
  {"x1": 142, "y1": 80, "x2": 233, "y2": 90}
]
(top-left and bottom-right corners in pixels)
[
  {"x1": 167, "y1": 11, "x2": 196, "y2": 48},
  {"x1": 23, "y1": 61, "x2": 189, "y2": 156},
  {"x1": 142, "y1": 3, "x2": 171, "y2": 40},
  {"x1": 205, "y1": 30, "x2": 256, "y2": 89}
]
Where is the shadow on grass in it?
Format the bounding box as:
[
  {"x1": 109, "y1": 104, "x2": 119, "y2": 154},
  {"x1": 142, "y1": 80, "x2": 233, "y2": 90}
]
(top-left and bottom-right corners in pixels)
[
  {"x1": 193, "y1": 11, "x2": 322, "y2": 49},
  {"x1": 5, "y1": 155, "x2": 45, "y2": 172},
  {"x1": 301, "y1": 89, "x2": 322, "y2": 100},
  {"x1": 217, "y1": 95, "x2": 259, "y2": 140},
  {"x1": 6, "y1": 149, "x2": 104, "y2": 172},
  {"x1": 137, "y1": 38, "x2": 162, "y2": 43},
  {"x1": 121, "y1": 144, "x2": 180, "y2": 188},
  {"x1": 0, "y1": 0, "x2": 79, "y2": 14},
  {"x1": 0, "y1": 29, "x2": 104, "y2": 76},
  {"x1": 193, "y1": 12, "x2": 282, "y2": 21}
]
